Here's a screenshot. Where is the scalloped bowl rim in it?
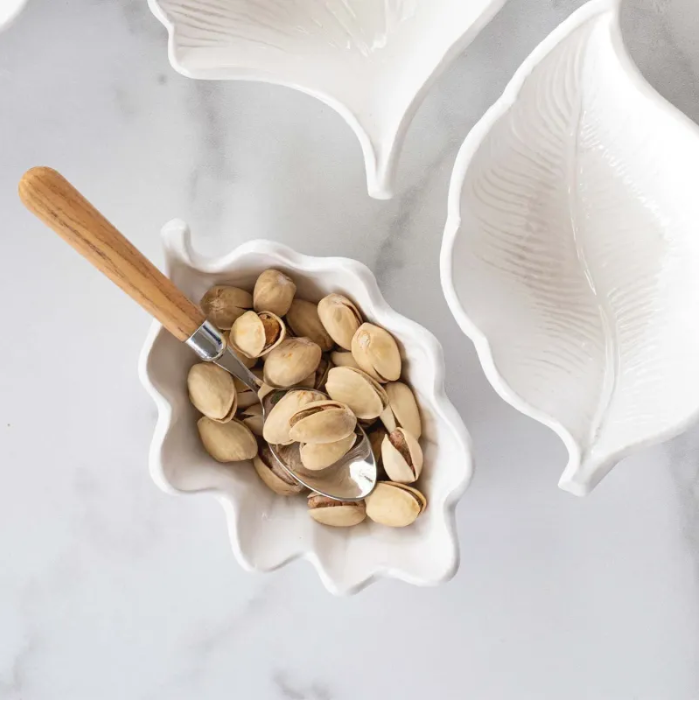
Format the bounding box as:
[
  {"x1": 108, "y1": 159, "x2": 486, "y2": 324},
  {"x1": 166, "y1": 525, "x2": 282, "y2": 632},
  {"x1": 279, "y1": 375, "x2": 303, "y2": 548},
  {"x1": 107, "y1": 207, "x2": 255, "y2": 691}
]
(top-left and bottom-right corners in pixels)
[
  {"x1": 139, "y1": 230, "x2": 473, "y2": 594},
  {"x1": 146, "y1": 0, "x2": 507, "y2": 200},
  {"x1": 440, "y1": 0, "x2": 699, "y2": 496}
]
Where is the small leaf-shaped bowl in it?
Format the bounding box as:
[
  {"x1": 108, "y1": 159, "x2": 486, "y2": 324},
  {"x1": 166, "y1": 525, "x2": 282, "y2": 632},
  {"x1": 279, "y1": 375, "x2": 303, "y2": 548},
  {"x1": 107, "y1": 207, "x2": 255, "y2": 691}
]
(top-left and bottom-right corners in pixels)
[
  {"x1": 140, "y1": 222, "x2": 472, "y2": 594},
  {"x1": 441, "y1": 0, "x2": 699, "y2": 496},
  {"x1": 147, "y1": 0, "x2": 505, "y2": 199}
]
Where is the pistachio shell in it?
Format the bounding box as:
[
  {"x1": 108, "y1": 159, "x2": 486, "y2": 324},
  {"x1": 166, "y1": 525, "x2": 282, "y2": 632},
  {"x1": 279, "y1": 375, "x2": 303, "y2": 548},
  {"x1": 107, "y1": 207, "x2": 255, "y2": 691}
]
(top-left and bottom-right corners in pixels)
[
  {"x1": 200, "y1": 285, "x2": 252, "y2": 330},
  {"x1": 381, "y1": 428, "x2": 423, "y2": 483},
  {"x1": 286, "y1": 299, "x2": 334, "y2": 351},
  {"x1": 263, "y1": 337, "x2": 322, "y2": 388},
  {"x1": 365, "y1": 482, "x2": 426, "y2": 527},
  {"x1": 233, "y1": 377, "x2": 260, "y2": 409},
  {"x1": 289, "y1": 400, "x2": 357, "y2": 445},
  {"x1": 253, "y1": 269, "x2": 296, "y2": 316},
  {"x1": 230, "y1": 310, "x2": 286, "y2": 358},
  {"x1": 225, "y1": 335, "x2": 257, "y2": 369},
  {"x1": 317, "y1": 294, "x2": 363, "y2": 350},
  {"x1": 187, "y1": 363, "x2": 237, "y2": 422},
  {"x1": 262, "y1": 389, "x2": 326, "y2": 445},
  {"x1": 351, "y1": 323, "x2": 402, "y2": 382},
  {"x1": 368, "y1": 425, "x2": 388, "y2": 465},
  {"x1": 197, "y1": 417, "x2": 258, "y2": 462},
  {"x1": 239, "y1": 403, "x2": 264, "y2": 436},
  {"x1": 385, "y1": 382, "x2": 422, "y2": 438},
  {"x1": 314, "y1": 356, "x2": 332, "y2": 390},
  {"x1": 253, "y1": 443, "x2": 304, "y2": 496},
  {"x1": 307, "y1": 494, "x2": 366, "y2": 527},
  {"x1": 325, "y1": 366, "x2": 388, "y2": 420},
  {"x1": 330, "y1": 351, "x2": 360, "y2": 370},
  {"x1": 299, "y1": 433, "x2": 357, "y2": 471}
]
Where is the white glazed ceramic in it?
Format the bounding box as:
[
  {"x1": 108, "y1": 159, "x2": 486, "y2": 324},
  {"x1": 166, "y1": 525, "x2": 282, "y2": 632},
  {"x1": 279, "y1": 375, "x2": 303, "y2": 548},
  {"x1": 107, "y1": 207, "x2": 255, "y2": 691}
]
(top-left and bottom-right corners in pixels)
[
  {"x1": 0, "y1": 0, "x2": 28, "y2": 31},
  {"x1": 441, "y1": 0, "x2": 699, "y2": 497},
  {"x1": 147, "y1": 0, "x2": 505, "y2": 200},
  {"x1": 140, "y1": 221, "x2": 473, "y2": 594}
]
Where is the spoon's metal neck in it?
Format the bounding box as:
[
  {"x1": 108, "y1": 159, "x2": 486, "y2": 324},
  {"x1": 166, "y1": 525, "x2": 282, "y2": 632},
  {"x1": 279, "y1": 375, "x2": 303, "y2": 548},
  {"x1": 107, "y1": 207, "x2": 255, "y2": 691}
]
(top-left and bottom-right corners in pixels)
[{"x1": 186, "y1": 320, "x2": 260, "y2": 390}]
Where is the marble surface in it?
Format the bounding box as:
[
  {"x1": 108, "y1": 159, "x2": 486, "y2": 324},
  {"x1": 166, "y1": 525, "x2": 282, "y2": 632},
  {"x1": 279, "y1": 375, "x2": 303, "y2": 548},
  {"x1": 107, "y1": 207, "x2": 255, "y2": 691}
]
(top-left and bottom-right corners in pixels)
[{"x1": 0, "y1": 0, "x2": 698, "y2": 697}]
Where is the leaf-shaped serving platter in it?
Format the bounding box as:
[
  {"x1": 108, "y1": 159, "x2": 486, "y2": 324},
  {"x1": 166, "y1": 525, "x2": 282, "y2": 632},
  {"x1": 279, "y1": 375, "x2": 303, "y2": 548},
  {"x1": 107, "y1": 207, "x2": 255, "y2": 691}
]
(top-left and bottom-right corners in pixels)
[
  {"x1": 0, "y1": 0, "x2": 28, "y2": 31},
  {"x1": 147, "y1": 0, "x2": 505, "y2": 199},
  {"x1": 441, "y1": 0, "x2": 699, "y2": 496}
]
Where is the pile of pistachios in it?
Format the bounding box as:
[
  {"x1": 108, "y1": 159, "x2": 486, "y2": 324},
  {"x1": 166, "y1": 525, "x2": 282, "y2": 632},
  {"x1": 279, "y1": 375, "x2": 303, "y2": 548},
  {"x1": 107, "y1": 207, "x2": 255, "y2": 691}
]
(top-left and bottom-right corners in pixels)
[{"x1": 186, "y1": 269, "x2": 427, "y2": 529}]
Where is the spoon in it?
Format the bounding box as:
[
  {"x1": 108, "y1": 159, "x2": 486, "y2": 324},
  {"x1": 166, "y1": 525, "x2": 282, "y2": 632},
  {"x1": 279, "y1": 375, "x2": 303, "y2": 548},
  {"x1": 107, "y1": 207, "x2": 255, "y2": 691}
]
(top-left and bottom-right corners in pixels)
[{"x1": 19, "y1": 167, "x2": 377, "y2": 501}]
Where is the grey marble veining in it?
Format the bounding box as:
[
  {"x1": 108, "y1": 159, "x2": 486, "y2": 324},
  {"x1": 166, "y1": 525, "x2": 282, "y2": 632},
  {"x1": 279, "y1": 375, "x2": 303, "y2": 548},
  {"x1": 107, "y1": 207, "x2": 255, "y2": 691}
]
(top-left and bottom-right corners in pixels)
[{"x1": 1, "y1": 0, "x2": 699, "y2": 698}]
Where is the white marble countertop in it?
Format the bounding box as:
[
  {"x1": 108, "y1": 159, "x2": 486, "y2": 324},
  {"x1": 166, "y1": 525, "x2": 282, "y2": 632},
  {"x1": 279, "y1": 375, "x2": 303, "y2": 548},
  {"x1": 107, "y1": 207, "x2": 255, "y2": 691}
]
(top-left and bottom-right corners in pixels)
[{"x1": 1, "y1": 0, "x2": 698, "y2": 698}]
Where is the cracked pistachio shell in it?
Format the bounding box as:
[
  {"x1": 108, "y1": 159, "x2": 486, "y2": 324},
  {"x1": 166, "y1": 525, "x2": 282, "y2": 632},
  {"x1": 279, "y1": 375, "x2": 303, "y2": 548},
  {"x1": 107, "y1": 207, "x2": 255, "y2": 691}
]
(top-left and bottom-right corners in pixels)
[
  {"x1": 288, "y1": 400, "x2": 357, "y2": 445},
  {"x1": 233, "y1": 376, "x2": 260, "y2": 409},
  {"x1": 253, "y1": 442, "x2": 304, "y2": 496},
  {"x1": 263, "y1": 337, "x2": 322, "y2": 388},
  {"x1": 325, "y1": 366, "x2": 388, "y2": 420},
  {"x1": 299, "y1": 433, "x2": 356, "y2": 471},
  {"x1": 317, "y1": 294, "x2": 363, "y2": 350},
  {"x1": 365, "y1": 482, "x2": 426, "y2": 527},
  {"x1": 197, "y1": 417, "x2": 258, "y2": 463},
  {"x1": 262, "y1": 389, "x2": 326, "y2": 445},
  {"x1": 385, "y1": 382, "x2": 422, "y2": 438},
  {"x1": 200, "y1": 285, "x2": 253, "y2": 330},
  {"x1": 286, "y1": 299, "x2": 334, "y2": 352},
  {"x1": 239, "y1": 403, "x2": 264, "y2": 436},
  {"x1": 187, "y1": 363, "x2": 237, "y2": 422},
  {"x1": 307, "y1": 494, "x2": 366, "y2": 527},
  {"x1": 330, "y1": 350, "x2": 360, "y2": 370},
  {"x1": 381, "y1": 428, "x2": 423, "y2": 483},
  {"x1": 351, "y1": 323, "x2": 402, "y2": 382},
  {"x1": 225, "y1": 334, "x2": 257, "y2": 369},
  {"x1": 253, "y1": 269, "x2": 296, "y2": 317},
  {"x1": 230, "y1": 310, "x2": 286, "y2": 359}
]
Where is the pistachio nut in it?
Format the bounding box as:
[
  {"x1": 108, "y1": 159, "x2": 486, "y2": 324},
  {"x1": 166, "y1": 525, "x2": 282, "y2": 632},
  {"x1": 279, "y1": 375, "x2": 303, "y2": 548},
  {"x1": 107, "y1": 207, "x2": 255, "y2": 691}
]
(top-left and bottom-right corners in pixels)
[
  {"x1": 299, "y1": 433, "x2": 356, "y2": 471},
  {"x1": 263, "y1": 337, "x2": 322, "y2": 388},
  {"x1": 197, "y1": 417, "x2": 258, "y2": 462},
  {"x1": 286, "y1": 299, "x2": 334, "y2": 351},
  {"x1": 385, "y1": 382, "x2": 422, "y2": 438},
  {"x1": 288, "y1": 400, "x2": 357, "y2": 445},
  {"x1": 253, "y1": 442, "x2": 304, "y2": 496},
  {"x1": 325, "y1": 366, "x2": 388, "y2": 420},
  {"x1": 381, "y1": 428, "x2": 423, "y2": 483},
  {"x1": 365, "y1": 481, "x2": 426, "y2": 527},
  {"x1": 314, "y1": 356, "x2": 332, "y2": 390},
  {"x1": 187, "y1": 363, "x2": 237, "y2": 422},
  {"x1": 253, "y1": 269, "x2": 296, "y2": 317},
  {"x1": 300, "y1": 371, "x2": 316, "y2": 388},
  {"x1": 225, "y1": 334, "x2": 257, "y2": 369},
  {"x1": 317, "y1": 294, "x2": 363, "y2": 350},
  {"x1": 351, "y1": 323, "x2": 402, "y2": 382},
  {"x1": 262, "y1": 389, "x2": 326, "y2": 445},
  {"x1": 233, "y1": 376, "x2": 259, "y2": 409},
  {"x1": 230, "y1": 310, "x2": 286, "y2": 359},
  {"x1": 200, "y1": 285, "x2": 252, "y2": 330},
  {"x1": 368, "y1": 425, "x2": 388, "y2": 465},
  {"x1": 330, "y1": 350, "x2": 360, "y2": 370},
  {"x1": 239, "y1": 403, "x2": 264, "y2": 436},
  {"x1": 307, "y1": 494, "x2": 366, "y2": 527}
]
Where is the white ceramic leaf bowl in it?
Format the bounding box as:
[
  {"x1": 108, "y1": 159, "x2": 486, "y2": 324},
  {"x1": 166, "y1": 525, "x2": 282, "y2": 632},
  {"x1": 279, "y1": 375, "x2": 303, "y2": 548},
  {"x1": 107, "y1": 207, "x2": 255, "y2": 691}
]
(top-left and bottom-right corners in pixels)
[
  {"x1": 139, "y1": 221, "x2": 473, "y2": 594},
  {"x1": 441, "y1": 0, "x2": 699, "y2": 497},
  {"x1": 0, "y1": 0, "x2": 28, "y2": 31},
  {"x1": 147, "y1": 0, "x2": 505, "y2": 199}
]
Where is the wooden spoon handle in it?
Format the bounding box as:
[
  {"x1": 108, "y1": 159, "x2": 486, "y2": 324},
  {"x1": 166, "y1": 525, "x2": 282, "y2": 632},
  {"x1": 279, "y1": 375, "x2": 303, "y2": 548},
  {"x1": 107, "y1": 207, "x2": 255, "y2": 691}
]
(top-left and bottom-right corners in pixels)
[{"x1": 19, "y1": 167, "x2": 205, "y2": 341}]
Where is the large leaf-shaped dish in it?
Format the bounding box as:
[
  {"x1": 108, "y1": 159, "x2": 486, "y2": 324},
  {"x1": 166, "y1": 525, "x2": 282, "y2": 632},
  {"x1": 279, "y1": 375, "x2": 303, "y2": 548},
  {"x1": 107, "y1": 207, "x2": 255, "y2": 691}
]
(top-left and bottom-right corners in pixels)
[
  {"x1": 147, "y1": 0, "x2": 505, "y2": 199},
  {"x1": 441, "y1": 0, "x2": 699, "y2": 495}
]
